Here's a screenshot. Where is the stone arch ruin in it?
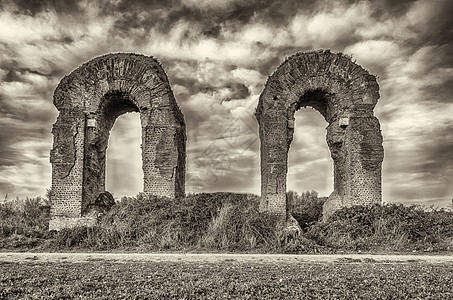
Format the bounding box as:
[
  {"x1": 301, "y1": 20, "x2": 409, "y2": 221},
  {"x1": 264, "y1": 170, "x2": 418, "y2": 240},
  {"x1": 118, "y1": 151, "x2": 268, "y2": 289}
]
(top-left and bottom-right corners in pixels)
[
  {"x1": 256, "y1": 50, "x2": 384, "y2": 218},
  {"x1": 49, "y1": 53, "x2": 186, "y2": 230}
]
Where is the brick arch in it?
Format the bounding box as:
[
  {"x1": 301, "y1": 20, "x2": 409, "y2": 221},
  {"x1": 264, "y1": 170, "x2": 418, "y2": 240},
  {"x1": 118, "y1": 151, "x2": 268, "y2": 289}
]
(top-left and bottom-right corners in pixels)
[
  {"x1": 255, "y1": 50, "x2": 384, "y2": 218},
  {"x1": 50, "y1": 53, "x2": 186, "y2": 229}
]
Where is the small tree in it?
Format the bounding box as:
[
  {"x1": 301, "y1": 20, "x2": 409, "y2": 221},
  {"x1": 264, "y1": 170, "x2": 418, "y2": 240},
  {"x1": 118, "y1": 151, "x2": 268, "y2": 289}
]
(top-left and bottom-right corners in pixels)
[{"x1": 288, "y1": 190, "x2": 326, "y2": 229}]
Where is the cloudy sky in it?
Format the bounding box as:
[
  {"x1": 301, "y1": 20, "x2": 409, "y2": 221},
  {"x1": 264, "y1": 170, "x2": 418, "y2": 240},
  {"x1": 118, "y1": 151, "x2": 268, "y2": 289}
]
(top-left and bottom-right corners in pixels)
[{"x1": 0, "y1": 0, "x2": 452, "y2": 207}]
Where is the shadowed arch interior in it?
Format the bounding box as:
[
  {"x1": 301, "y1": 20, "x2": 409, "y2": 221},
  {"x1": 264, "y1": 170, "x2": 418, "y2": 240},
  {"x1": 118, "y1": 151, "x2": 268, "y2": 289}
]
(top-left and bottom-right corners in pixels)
[
  {"x1": 297, "y1": 89, "x2": 330, "y2": 119},
  {"x1": 287, "y1": 108, "x2": 333, "y2": 197}
]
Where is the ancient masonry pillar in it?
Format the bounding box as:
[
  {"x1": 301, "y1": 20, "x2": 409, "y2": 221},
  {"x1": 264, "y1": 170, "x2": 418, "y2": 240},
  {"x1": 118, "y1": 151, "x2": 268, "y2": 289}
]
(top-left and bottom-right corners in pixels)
[
  {"x1": 341, "y1": 108, "x2": 384, "y2": 207},
  {"x1": 141, "y1": 93, "x2": 184, "y2": 199},
  {"x1": 259, "y1": 115, "x2": 288, "y2": 215},
  {"x1": 50, "y1": 110, "x2": 91, "y2": 220},
  {"x1": 324, "y1": 108, "x2": 384, "y2": 216}
]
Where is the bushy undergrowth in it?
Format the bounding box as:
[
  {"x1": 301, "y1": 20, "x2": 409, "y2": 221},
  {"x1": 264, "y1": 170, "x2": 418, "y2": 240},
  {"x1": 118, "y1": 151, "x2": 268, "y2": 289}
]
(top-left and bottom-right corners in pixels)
[
  {"x1": 1, "y1": 193, "x2": 452, "y2": 253},
  {"x1": 54, "y1": 193, "x2": 281, "y2": 252},
  {"x1": 287, "y1": 190, "x2": 326, "y2": 228},
  {"x1": 0, "y1": 197, "x2": 50, "y2": 249},
  {"x1": 307, "y1": 203, "x2": 453, "y2": 252},
  {"x1": 200, "y1": 202, "x2": 280, "y2": 251}
]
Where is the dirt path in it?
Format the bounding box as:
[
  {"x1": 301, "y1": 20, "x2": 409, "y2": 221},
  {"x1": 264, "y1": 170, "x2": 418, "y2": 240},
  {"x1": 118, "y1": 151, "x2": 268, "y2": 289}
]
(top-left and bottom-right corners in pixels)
[{"x1": 0, "y1": 252, "x2": 452, "y2": 264}]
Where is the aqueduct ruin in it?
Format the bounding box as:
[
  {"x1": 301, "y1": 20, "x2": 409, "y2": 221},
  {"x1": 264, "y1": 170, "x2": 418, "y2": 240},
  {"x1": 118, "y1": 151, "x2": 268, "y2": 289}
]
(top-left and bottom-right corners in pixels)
[
  {"x1": 49, "y1": 53, "x2": 186, "y2": 230},
  {"x1": 50, "y1": 50, "x2": 383, "y2": 229},
  {"x1": 256, "y1": 50, "x2": 384, "y2": 218}
]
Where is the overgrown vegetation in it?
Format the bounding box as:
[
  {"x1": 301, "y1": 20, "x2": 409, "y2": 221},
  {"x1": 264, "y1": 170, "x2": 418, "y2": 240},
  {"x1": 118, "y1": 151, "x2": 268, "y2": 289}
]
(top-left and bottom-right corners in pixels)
[
  {"x1": 287, "y1": 190, "x2": 326, "y2": 229},
  {"x1": 0, "y1": 192, "x2": 452, "y2": 253},
  {"x1": 0, "y1": 197, "x2": 51, "y2": 249},
  {"x1": 306, "y1": 203, "x2": 453, "y2": 252},
  {"x1": 53, "y1": 193, "x2": 281, "y2": 251}
]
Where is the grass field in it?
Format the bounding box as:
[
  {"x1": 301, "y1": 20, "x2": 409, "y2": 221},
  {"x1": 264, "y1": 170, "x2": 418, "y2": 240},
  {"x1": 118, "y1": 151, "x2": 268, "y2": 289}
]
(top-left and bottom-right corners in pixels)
[{"x1": 1, "y1": 260, "x2": 452, "y2": 299}]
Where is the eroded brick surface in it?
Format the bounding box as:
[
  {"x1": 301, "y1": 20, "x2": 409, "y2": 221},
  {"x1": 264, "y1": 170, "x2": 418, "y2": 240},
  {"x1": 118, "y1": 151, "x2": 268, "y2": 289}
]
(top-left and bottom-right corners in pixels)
[
  {"x1": 50, "y1": 53, "x2": 186, "y2": 230},
  {"x1": 255, "y1": 50, "x2": 384, "y2": 218}
]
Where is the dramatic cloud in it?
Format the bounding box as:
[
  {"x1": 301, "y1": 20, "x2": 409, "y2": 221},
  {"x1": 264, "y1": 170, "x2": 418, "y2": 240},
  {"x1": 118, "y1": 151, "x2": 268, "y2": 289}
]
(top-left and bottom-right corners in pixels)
[{"x1": 0, "y1": 0, "x2": 452, "y2": 208}]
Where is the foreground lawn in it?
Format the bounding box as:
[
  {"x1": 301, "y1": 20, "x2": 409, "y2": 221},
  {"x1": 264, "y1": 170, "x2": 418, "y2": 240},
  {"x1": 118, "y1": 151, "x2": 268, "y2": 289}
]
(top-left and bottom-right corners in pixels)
[{"x1": 1, "y1": 260, "x2": 452, "y2": 299}]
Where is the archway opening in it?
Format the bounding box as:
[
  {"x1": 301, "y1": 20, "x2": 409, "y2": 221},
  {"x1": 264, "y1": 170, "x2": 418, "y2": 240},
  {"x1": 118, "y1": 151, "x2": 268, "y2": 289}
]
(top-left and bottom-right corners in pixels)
[
  {"x1": 82, "y1": 91, "x2": 141, "y2": 208},
  {"x1": 287, "y1": 88, "x2": 334, "y2": 198},
  {"x1": 106, "y1": 112, "x2": 143, "y2": 199},
  {"x1": 287, "y1": 107, "x2": 333, "y2": 198}
]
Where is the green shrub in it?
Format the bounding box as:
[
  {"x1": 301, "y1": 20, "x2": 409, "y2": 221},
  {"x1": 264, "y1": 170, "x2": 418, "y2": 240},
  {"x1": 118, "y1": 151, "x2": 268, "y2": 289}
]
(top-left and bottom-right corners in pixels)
[
  {"x1": 2, "y1": 193, "x2": 452, "y2": 254},
  {"x1": 0, "y1": 197, "x2": 50, "y2": 249},
  {"x1": 287, "y1": 190, "x2": 326, "y2": 228},
  {"x1": 52, "y1": 192, "x2": 281, "y2": 252},
  {"x1": 0, "y1": 197, "x2": 50, "y2": 238},
  {"x1": 201, "y1": 201, "x2": 281, "y2": 251},
  {"x1": 306, "y1": 203, "x2": 453, "y2": 252}
]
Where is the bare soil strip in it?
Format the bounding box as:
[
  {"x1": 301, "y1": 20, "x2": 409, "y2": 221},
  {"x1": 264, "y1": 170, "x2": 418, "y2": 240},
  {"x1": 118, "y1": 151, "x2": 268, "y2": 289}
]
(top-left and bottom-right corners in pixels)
[{"x1": 0, "y1": 252, "x2": 452, "y2": 264}]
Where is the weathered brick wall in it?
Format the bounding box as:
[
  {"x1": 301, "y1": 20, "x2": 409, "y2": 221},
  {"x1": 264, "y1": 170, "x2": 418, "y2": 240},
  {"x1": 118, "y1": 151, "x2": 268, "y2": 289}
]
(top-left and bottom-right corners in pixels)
[
  {"x1": 50, "y1": 53, "x2": 186, "y2": 230},
  {"x1": 50, "y1": 109, "x2": 85, "y2": 218},
  {"x1": 255, "y1": 50, "x2": 384, "y2": 218}
]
